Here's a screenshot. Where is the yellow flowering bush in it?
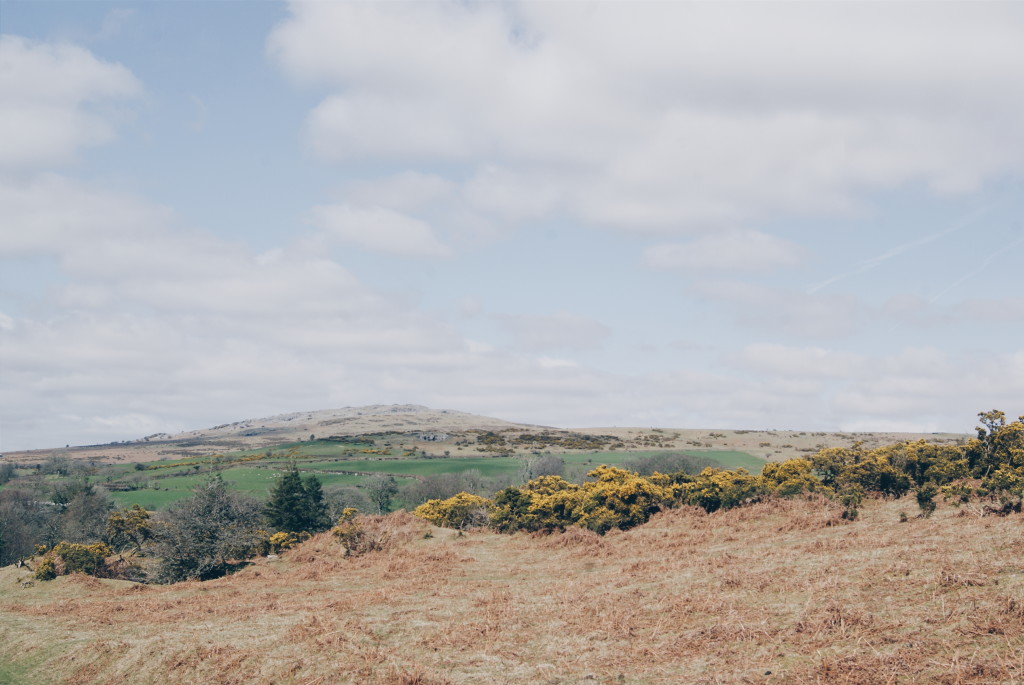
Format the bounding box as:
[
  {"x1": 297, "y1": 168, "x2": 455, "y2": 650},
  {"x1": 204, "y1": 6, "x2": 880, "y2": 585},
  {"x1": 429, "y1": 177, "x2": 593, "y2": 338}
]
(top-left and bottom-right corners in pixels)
[
  {"x1": 761, "y1": 459, "x2": 825, "y2": 497},
  {"x1": 34, "y1": 542, "x2": 113, "y2": 581},
  {"x1": 682, "y1": 467, "x2": 765, "y2": 513},
  {"x1": 265, "y1": 530, "x2": 309, "y2": 554},
  {"x1": 572, "y1": 466, "x2": 674, "y2": 533},
  {"x1": 412, "y1": 492, "x2": 493, "y2": 530}
]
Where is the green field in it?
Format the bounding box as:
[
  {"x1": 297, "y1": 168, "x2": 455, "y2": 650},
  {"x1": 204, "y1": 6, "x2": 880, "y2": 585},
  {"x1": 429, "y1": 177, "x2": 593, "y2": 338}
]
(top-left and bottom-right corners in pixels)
[
  {"x1": 298, "y1": 456, "x2": 522, "y2": 478},
  {"x1": 25, "y1": 443, "x2": 765, "y2": 511}
]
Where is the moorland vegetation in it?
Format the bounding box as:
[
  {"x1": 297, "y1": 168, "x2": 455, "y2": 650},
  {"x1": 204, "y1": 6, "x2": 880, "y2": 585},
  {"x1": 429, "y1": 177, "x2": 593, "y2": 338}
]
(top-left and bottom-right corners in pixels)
[{"x1": 1, "y1": 410, "x2": 1022, "y2": 590}]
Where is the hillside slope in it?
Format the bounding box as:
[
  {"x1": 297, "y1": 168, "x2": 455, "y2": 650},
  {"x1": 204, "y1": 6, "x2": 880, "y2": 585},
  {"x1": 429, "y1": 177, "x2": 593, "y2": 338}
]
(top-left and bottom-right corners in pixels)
[
  {"x1": 5, "y1": 405, "x2": 543, "y2": 464},
  {"x1": 4, "y1": 402, "x2": 966, "y2": 465},
  {"x1": 3, "y1": 497, "x2": 1023, "y2": 684}
]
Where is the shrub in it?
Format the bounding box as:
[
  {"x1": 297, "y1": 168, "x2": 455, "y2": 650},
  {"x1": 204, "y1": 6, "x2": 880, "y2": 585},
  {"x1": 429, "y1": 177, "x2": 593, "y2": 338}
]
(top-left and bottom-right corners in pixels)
[
  {"x1": 572, "y1": 465, "x2": 674, "y2": 533},
  {"x1": 490, "y1": 487, "x2": 538, "y2": 533},
  {"x1": 105, "y1": 504, "x2": 152, "y2": 554},
  {"x1": 150, "y1": 475, "x2": 264, "y2": 583},
  {"x1": 332, "y1": 512, "x2": 394, "y2": 557},
  {"x1": 940, "y1": 480, "x2": 974, "y2": 505},
  {"x1": 33, "y1": 542, "x2": 113, "y2": 581},
  {"x1": 979, "y1": 465, "x2": 1024, "y2": 509},
  {"x1": 838, "y1": 456, "x2": 911, "y2": 499},
  {"x1": 412, "y1": 492, "x2": 492, "y2": 530},
  {"x1": 682, "y1": 468, "x2": 765, "y2": 513},
  {"x1": 915, "y1": 482, "x2": 939, "y2": 518},
  {"x1": 265, "y1": 530, "x2": 308, "y2": 554},
  {"x1": 839, "y1": 485, "x2": 863, "y2": 521},
  {"x1": 33, "y1": 556, "x2": 57, "y2": 581},
  {"x1": 761, "y1": 459, "x2": 826, "y2": 497}
]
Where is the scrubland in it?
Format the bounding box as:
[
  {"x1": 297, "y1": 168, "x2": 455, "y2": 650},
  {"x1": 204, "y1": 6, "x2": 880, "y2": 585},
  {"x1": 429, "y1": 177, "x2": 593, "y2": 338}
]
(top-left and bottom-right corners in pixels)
[{"x1": 4, "y1": 495, "x2": 1024, "y2": 684}]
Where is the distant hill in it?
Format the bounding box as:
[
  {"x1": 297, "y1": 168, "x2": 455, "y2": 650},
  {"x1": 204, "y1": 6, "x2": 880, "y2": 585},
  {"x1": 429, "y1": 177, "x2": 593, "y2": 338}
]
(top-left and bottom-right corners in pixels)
[
  {"x1": 3, "y1": 404, "x2": 544, "y2": 464},
  {"x1": 162, "y1": 404, "x2": 539, "y2": 443},
  {"x1": 3, "y1": 403, "x2": 967, "y2": 465}
]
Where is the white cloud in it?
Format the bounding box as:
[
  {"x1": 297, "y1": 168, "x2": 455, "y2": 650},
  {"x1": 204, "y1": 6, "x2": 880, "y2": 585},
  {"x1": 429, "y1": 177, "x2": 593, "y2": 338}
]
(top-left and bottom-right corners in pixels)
[
  {"x1": 0, "y1": 173, "x2": 171, "y2": 257},
  {"x1": 646, "y1": 230, "x2": 804, "y2": 271},
  {"x1": 0, "y1": 35, "x2": 141, "y2": 170},
  {"x1": 956, "y1": 297, "x2": 1024, "y2": 322},
  {"x1": 344, "y1": 172, "x2": 455, "y2": 213},
  {"x1": 498, "y1": 312, "x2": 611, "y2": 351},
  {"x1": 538, "y1": 357, "x2": 580, "y2": 370},
  {"x1": 694, "y1": 280, "x2": 866, "y2": 338},
  {"x1": 309, "y1": 203, "x2": 453, "y2": 258},
  {"x1": 269, "y1": 1, "x2": 1024, "y2": 232},
  {"x1": 736, "y1": 343, "x2": 865, "y2": 379}
]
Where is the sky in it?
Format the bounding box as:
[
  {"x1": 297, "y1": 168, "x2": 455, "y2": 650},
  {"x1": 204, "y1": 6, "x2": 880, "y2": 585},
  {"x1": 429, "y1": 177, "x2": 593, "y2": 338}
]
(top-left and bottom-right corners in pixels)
[{"x1": 2, "y1": 1, "x2": 1024, "y2": 451}]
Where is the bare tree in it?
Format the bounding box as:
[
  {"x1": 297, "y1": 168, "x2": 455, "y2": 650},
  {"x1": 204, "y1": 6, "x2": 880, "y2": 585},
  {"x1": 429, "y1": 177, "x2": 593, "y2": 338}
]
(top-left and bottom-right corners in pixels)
[{"x1": 365, "y1": 475, "x2": 398, "y2": 514}]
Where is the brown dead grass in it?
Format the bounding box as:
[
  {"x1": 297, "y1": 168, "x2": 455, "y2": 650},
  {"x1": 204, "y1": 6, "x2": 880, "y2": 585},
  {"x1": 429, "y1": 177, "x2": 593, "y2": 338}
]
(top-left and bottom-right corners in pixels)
[{"x1": 4, "y1": 497, "x2": 1024, "y2": 684}]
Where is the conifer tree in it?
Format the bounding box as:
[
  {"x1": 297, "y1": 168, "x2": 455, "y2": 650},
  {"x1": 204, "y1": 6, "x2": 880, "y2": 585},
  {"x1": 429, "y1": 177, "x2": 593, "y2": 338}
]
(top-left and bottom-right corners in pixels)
[
  {"x1": 265, "y1": 464, "x2": 330, "y2": 533},
  {"x1": 301, "y1": 474, "x2": 330, "y2": 533}
]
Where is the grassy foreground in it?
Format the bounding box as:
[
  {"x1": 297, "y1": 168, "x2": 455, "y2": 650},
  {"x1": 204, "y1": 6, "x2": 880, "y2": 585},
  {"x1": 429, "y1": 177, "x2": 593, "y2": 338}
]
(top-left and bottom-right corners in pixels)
[{"x1": 3, "y1": 496, "x2": 1023, "y2": 684}]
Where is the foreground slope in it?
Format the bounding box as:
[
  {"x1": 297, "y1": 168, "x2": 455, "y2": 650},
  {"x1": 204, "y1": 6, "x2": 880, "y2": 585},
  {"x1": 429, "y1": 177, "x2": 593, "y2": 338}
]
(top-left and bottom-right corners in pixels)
[{"x1": 3, "y1": 497, "x2": 1023, "y2": 684}]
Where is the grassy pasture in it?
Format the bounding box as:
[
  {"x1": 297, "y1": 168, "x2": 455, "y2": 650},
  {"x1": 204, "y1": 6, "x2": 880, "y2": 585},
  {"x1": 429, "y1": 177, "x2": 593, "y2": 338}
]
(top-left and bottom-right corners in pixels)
[
  {"x1": 298, "y1": 456, "x2": 522, "y2": 478},
  {"x1": 23, "y1": 440, "x2": 764, "y2": 511}
]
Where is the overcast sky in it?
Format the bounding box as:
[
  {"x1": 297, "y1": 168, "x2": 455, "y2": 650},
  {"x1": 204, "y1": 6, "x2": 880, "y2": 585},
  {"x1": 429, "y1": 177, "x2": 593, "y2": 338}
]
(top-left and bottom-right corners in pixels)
[{"x1": 2, "y1": 1, "x2": 1024, "y2": 451}]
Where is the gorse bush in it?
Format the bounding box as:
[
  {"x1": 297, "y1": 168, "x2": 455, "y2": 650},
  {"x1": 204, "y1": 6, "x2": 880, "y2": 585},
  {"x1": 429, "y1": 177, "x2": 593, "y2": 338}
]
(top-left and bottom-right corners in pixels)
[
  {"x1": 411, "y1": 413, "x2": 1024, "y2": 536},
  {"x1": 680, "y1": 467, "x2": 765, "y2": 514},
  {"x1": 105, "y1": 504, "x2": 151, "y2": 554},
  {"x1": 264, "y1": 530, "x2": 309, "y2": 554},
  {"x1": 761, "y1": 459, "x2": 823, "y2": 497},
  {"x1": 34, "y1": 542, "x2": 113, "y2": 581},
  {"x1": 413, "y1": 492, "x2": 493, "y2": 530},
  {"x1": 573, "y1": 465, "x2": 674, "y2": 533}
]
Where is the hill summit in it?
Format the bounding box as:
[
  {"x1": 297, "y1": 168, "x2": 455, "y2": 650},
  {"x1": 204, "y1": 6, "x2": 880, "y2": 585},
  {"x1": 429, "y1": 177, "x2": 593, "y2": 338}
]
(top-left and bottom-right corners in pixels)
[{"x1": 161, "y1": 404, "x2": 538, "y2": 444}]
